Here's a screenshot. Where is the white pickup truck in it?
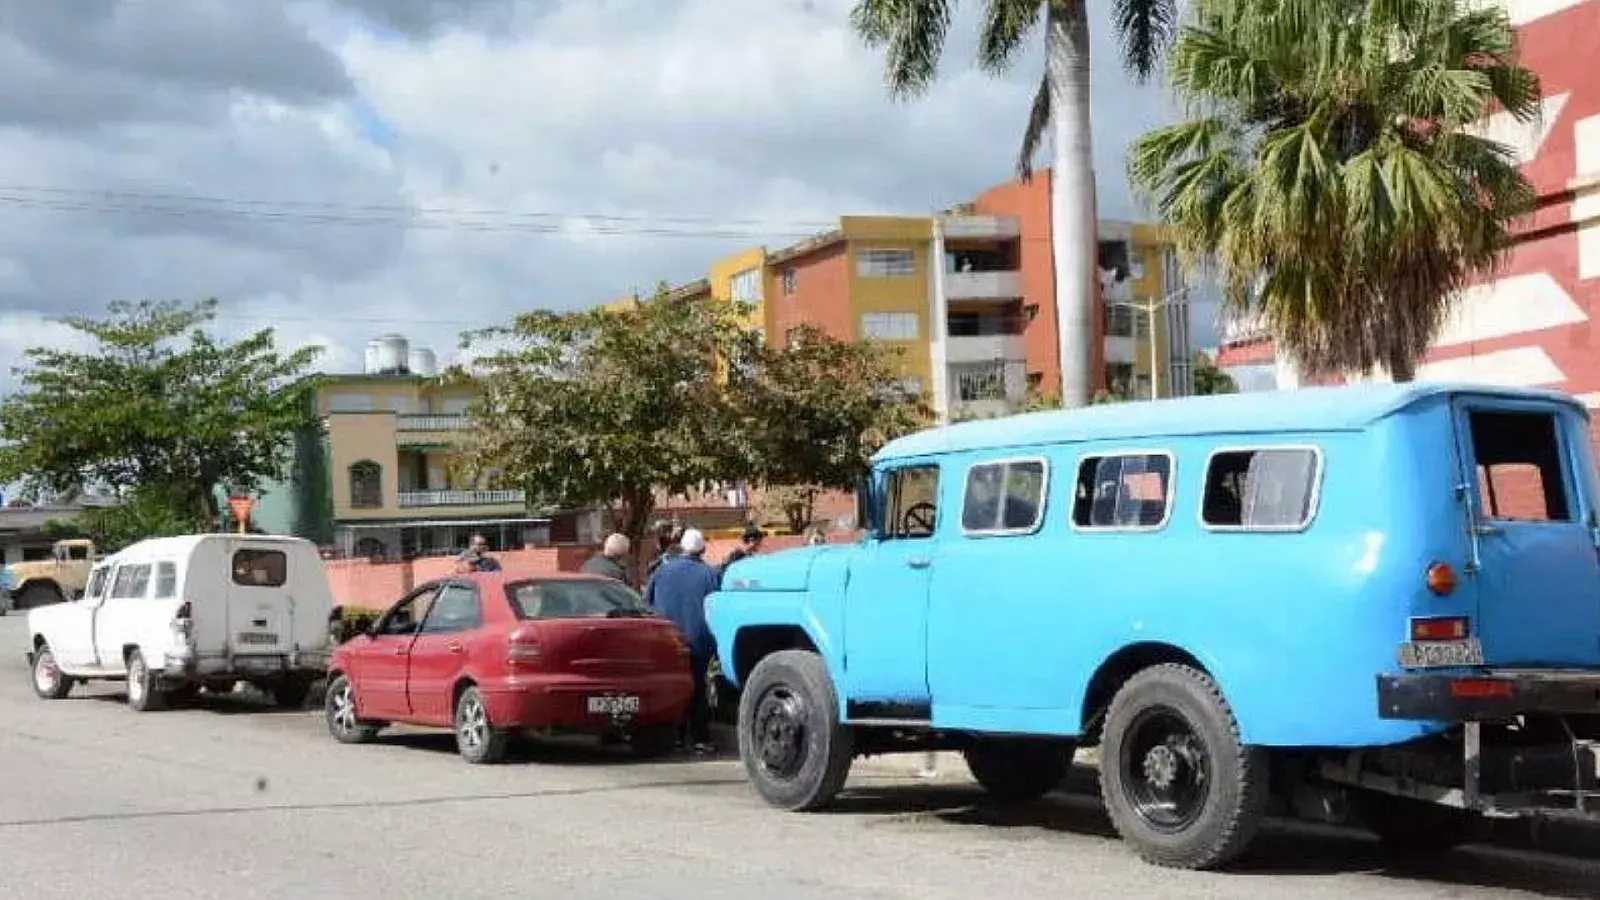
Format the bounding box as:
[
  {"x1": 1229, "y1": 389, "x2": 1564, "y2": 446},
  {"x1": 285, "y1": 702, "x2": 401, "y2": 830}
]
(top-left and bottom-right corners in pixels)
[{"x1": 25, "y1": 534, "x2": 334, "y2": 710}]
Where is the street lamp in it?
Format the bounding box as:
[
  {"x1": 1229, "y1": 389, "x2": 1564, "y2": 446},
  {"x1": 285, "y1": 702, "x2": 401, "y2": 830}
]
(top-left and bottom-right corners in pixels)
[{"x1": 1110, "y1": 287, "x2": 1190, "y2": 400}]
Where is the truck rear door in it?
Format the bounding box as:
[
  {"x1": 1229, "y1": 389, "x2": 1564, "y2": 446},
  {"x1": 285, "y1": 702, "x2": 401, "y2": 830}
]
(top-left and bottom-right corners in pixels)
[
  {"x1": 227, "y1": 544, "x2": 294, "y2": 658},
  {"x1": 1453, "y1": 396, "x2": 1600, "y2": 667}
]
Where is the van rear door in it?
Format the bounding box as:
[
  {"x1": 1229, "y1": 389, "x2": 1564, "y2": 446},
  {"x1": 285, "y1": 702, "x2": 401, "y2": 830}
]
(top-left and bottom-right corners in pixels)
[
  {"x1": 1453, "y1": 396, "x2": 1600, "y2": 667},
  {"x1": 226, "y1": 543, "x2": 294, "y2": 657}
]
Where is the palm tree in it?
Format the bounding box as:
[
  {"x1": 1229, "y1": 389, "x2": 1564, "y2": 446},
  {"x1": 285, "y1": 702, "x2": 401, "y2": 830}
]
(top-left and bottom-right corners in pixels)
[
  {"x1": 851, "y1": 0, "x2": 1179, "y2": 408},
  {"x1": 1128, "y1": 0, "x2": 1539, "y2": 381}
]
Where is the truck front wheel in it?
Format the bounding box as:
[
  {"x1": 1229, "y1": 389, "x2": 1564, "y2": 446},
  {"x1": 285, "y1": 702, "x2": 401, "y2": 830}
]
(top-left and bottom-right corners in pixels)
[
  {"x1": 1099, "y1": 664, "x2": 1268, "y2": 870},
  {"x1": 964, "y1": 738, "x2": 1076, "y2": 803},
  {"x1": 738, "y1": 650, "x2": 853, "y2": 811}
]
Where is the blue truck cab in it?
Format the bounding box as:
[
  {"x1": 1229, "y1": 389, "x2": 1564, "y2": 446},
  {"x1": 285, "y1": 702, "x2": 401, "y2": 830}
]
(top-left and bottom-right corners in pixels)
[{"x1": 707, "y1": 382, "x2": 1600, "y2": 869}]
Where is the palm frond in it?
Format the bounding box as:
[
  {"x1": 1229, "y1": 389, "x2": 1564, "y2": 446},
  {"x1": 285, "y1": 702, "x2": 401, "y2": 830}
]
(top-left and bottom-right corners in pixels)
[
  {"x1": 978, "y1": 0, "x2": 1043, "y2": 74},
  {"x1": 1112, "y1": 0, "x2": 1179, "y2": 82},
  {"x1": 849, "y1": 0, "x2": 955, "y2": 98},
  {"x1": 1016, "y1": 73, "x2": 1051, "y2": 181}
]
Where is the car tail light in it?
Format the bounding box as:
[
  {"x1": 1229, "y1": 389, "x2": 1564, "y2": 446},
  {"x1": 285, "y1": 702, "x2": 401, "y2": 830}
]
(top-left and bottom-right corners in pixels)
[
  {"x1": 171, "y1": 602, "x2": 194, "y2": 645},
  {"x1": 1425, "y1": 562, "x2": 1458, "y2": 596},
  {"x1": 506, "y1": 629, "x2": 544, "y2": 667},
  {"x1": 1411, "y1": 616, "x2": 1469, "y2": 642},
  {"x1": 666, "y1": 629, "x2": 691, "y2": 659}
]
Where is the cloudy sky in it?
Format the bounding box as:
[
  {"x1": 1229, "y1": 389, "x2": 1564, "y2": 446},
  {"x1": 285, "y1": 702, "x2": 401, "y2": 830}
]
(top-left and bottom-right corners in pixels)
[{"x1": 0, "y1": 0, "x2": 1203, "y2": 393}]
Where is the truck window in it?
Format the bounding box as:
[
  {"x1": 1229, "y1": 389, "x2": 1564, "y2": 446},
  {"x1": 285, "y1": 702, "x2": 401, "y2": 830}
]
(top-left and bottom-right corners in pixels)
[
  {"x1": 1202, "y1": 447, "x2": 1320, "y2": 530},
  {"x1": 885, "y1": 465, "x2": 940, "y2": 539},
  {"x1": 154, "y1": 562, "x2": 178, "y2": 599},
  {"x1": 110, "y1": 564, "x2": 151, "y2": 600},
  {"x1": 67, "y1": 544, "x2": 89, "y2": 561},
  {"x1": 232, "y1": 549, "x2": 287, "y2": 588},
  {"x1": 962, "y1": 459, "x2": 1047, "y2": 534},
  {"x1": 1072, "y1": 453, "x2": 1172, "y2": 530},
  {"x1": 1469, "y1": 411, "x2": 1570, "y2": 522}
]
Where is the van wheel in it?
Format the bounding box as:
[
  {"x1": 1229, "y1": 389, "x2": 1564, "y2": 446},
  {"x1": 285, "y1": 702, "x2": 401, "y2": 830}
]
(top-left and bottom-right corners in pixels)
[
  {"x1": 964, "y1": 738, "x2": 1075, "y2": 803},
  {"x1": 325, "y1": 675, "x2": 381, "y2": 744},
  {"x1": 271, "y1": 678, "x2": 313, "y2": 709},
  {"x1": 1100, "y1": 664, "x2": 1268, "y2": 870},
  {"x1": 1351, "y1": 791, "x2": 1480, "y2": 855},
  {"x1": 125, "y1": 650, "x2": 165, "y2": 712},
  {"x1": 31, "y1": 645, "x2": 74, "y2": 700},
  {"x1": 738, "y1": 650, "x2": 853, "y2": 811},
  {"x1": 454, "y1": 686, "x2": 510, "y2": 764}
]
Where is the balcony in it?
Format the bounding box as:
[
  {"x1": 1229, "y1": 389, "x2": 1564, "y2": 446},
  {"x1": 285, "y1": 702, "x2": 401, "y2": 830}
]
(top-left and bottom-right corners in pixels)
[
  {"x1": 396, "y1": 414, "x2": 470, "y2": 431},
  {"x1": 398, "y1": 490, "x2": 526, "y2": 509},
  {"x1": 947, "y1": 334, "x2": 1026, "y2": 365},
  {"x1": 941, "y1": 214, "x2": 1021, "y2": 240},
  {"x1": 945, "y1": 270, "x2": 1023, "y2": 302}
]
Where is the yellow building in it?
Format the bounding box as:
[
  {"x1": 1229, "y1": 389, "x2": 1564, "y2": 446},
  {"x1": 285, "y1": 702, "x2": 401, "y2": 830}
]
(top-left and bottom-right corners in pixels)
[{"x1": 1098, "y1": 221, "x2": 1192, "y2": 402}]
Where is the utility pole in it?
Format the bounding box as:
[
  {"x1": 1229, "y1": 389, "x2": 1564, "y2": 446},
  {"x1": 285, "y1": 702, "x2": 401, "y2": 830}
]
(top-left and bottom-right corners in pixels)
[{"x1": 1112, "y1": 287, "x2": 1190, "y2": 400}]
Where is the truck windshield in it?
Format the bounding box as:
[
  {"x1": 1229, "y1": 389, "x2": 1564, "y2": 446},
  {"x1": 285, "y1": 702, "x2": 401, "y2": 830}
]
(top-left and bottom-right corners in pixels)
[{"x1": 507, "y1": 579, "x2": 651, "y2": 620}]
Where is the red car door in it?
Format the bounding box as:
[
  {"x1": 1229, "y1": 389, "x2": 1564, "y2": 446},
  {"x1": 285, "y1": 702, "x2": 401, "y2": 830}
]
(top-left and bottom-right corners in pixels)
[
  {"x1": 355, "y1": 584, "x2": 439, "y2": 721},
  {"x1": 406, "y1": 580, "x2": 484, "y2": 726}
]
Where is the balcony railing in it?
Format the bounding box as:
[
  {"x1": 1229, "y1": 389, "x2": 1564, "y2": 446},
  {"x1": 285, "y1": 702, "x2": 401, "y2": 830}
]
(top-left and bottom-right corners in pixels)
[
  {"x1": 945, "y1": 270, "x2": 1023, "y2": 301},
  {"x1": 397, "y1": 490, "x2": 525, "y2": 509},
  {"x1": 947, "y1": 334, "x2": 1026, "y2": 365},
  {"x1": 395, "y1": 414, "x2": 470, "y2": 432}
]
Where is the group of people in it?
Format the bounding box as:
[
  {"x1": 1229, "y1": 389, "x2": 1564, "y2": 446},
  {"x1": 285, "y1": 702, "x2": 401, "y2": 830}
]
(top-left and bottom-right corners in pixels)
[{"x1": 581, "y1": 523, "x2": 767, "y2": 754}]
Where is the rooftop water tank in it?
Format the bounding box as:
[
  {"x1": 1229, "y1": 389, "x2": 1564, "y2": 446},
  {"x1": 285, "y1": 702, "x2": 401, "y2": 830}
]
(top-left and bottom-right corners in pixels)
[
  {"x1": 408, "y1": 347, "x2": 437, "y2": 377},
  {"x1": 375, "y1": 333, "x2": 409, "y2": 375},
  {"x1": 363, "y1": 339, "x2": 381, "y2": 374}
]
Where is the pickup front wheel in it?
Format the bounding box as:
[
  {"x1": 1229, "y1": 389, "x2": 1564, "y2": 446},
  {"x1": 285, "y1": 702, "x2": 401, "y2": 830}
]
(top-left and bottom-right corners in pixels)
[
  {"x1": 738, "y1": 650, "x2": 853, "y2": 811},
  {"x1": 31, "y1": 645, "x2": 74, "y2": 700}
]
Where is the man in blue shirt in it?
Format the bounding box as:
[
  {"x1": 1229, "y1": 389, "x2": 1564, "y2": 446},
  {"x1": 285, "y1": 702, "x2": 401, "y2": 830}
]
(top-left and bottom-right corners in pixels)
[{"x1": 644, "y1": 527, "x2": 719, "y2": 753}]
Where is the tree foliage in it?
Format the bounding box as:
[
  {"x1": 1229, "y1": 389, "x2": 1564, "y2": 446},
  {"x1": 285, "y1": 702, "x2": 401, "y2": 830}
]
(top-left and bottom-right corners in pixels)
[
  {"x1": 1129, "y1": 0, "x2": 1539, "y2": 381},
  {"x1": 1193, "y1": 350, "x2": 1237, "y2": 395},
  {"x1": 42, "y1": 485, "x2": 204, "y2": 553},
  {"x1": 464, "y1": 294, "x2": 923, "y2": 548},
  {"x1": 0, "y1": 300, "x2": 322, "y2": 522}
]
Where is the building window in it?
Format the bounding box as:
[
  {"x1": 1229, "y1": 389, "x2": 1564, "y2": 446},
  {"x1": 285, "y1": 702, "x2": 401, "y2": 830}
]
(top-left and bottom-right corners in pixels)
[
  {"x1": 327, "y1": 393, "x2": 373, "y2": 413},
  {"x1": 349, "y1": 460, "x2": 383, "y2": 509},
  {"x1": 1071, "y1": 453, "x2": 1173, "y2": 530},
  {"x1": 857, "y1": 248, "x2": 915, "y2": 278},
  {"x1": 730, "y1": 267, "x2": 762, "y2": 305},
  {"x1": 900, "y1": 378, "x2": 924, "y2": 399},
  {"x1": 1104, "y1": 305, "x2": 1136, "y2": 339},
  {"x1": 861, "y1": 312, "x2": 918, "y2": 341},
  {"x1": 781, "y1": 267, "x2": 797, "y2": 294},
  {"x1": 954, "y1": 362, "x2": 1008, "y2": 402},
  {"x1": 1201, "y1": 448, "x2": 1321, "y2": 531}
]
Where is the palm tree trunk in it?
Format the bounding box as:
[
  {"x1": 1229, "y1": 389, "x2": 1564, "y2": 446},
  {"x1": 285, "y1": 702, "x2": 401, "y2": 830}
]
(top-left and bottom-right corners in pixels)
[
  {"x1": 1047, "y1": 0, "x2": 1097, "y2": 409},
  {"x1": 1387, "y1": 345, "x2": 1418, "y2": 383}
]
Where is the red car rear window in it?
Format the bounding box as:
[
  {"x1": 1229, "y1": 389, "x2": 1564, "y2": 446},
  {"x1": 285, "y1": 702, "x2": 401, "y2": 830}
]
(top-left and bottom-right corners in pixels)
[{"x1": 507, "y1": 580, "x2": 651, "y2": 620}]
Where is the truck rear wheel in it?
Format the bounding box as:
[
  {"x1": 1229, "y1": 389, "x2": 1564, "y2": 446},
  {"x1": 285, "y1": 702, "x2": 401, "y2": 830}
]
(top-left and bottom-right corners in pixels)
[
  {"x1": 16, "y1": 583, "x2": 61, "y2": 611},
  {"x1": 125, "y1": 650, "x2": 165, "y2": 712},
  {"x1": 1100, "y1": 664, "x2": 1268, "y2": 870},
  {"x1": 1351, "y1": 791, "x2": 1480, "y2": 855},
  {"x1": 738, "y1": 650, "x2": 853, "y2": 811},
  {"x1": 964, "y1": 738, "x2": 1075, "y2": 803}
]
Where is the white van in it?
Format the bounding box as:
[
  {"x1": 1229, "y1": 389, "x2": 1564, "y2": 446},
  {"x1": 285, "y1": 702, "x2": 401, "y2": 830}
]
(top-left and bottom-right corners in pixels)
[{"x1": 25, "y1": 534, "x2": 334, "y2": 711}]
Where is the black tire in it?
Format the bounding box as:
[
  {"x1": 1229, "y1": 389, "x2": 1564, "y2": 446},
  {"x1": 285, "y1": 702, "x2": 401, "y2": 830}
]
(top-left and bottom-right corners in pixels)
[
  {"x1": 16, "y1": 583, "x2": 61, "y2": 611},
  {"x1": 166, "y1": 683, "x2": 202, "y2": 705},
  {"x1": 324, "y1": 674, "x2": 381, "y2": 744},
  {"x1": 737, "y1": 650, "x2": 853, "y2": 811},
  {"x1": 271, "y1": 678, "x2": 313, "y2": 709},
  {"x1": 964, "y1": 738, "x2": 1075, "y2": 803},
  {"x1": 1351, "y1": 791, "x2": 1481, "y2": 855},
  {"x1": 125, "y1": 650, "x2": 165, "y2": 712},
  {"x1": 454, "y1": 686, "x2": 510, "y2": 764},
  {"x1": 631, "y1": 724, "x2": 680, "y2": 759},
  {"x1": 1100, "y1": 664, "x2": 1268, "y2": 870},
  {"x1": 31, "y1": 645, "x2": 74, "y2": 700}
]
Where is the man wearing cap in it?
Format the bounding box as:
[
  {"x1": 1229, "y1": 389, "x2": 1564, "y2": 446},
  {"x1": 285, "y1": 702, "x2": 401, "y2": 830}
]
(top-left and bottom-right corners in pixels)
[
  {"x1": 721, "y1": 525, "x2": 765, "y2": 574},
  {"x1": 644, "y1": 527, "x2": 719, "y2": 754}
]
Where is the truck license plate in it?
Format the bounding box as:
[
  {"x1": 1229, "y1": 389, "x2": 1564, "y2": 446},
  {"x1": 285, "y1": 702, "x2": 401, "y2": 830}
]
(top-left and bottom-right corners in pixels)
[
  {"x1": 1398, "y1": 638, "x2": 1484, "y2": 669},
  {"x1": 237, "y1": 632, "x2": 278, "y2": 646},
  {"x1": 587, "y1": 695, "x2": 640, "y2": 716}
]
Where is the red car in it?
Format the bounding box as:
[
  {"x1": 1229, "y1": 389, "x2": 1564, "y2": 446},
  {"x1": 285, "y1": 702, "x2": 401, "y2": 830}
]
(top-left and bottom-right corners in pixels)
[{"x1": 324, "y1": 572, "x2": 694, "y2": 763}]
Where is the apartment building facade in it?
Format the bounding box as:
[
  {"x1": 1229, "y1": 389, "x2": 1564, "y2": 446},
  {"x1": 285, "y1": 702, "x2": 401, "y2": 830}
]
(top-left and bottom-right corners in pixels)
[
  {"x1": 1216, "y1": 0, "x2": 1600, "y2": 424},
  {"x1": 254, "y1": 334, "x2": 548, "y2": 559}
]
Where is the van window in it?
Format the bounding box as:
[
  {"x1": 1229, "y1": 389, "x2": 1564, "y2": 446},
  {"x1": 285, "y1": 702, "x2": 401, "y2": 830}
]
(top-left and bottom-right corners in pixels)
[
  {"x1": 421, "y1": 583, "x2": 481, "y2": 634},
  {"x1": 1202, "y1": 448, "x2": 1320, "y2": 530},
  {"x1": 1072, "y1": 453, "x2": 1172, "y2": 529},
  {"x1": 85, "y1": 568, "x2": 108, "y2": 601},
  {"x1": 154, "y1": 562, "x2": 178, "y2": 599},
  {"x1": 1469, "y1": 411, "x2": 1570, "y2": 522},
  {"x1": 884, "y1": 465, "x2": 940, "y2": 539},
  {"x1": 111, "y1": 564, "x2": 151, "y2": 600},
  {"x1": 962, "y1": 459, "x2": 1047, "y2": 534},
  {"x1": 232, "y1": 549, "x2": 287, "y2": 588}
]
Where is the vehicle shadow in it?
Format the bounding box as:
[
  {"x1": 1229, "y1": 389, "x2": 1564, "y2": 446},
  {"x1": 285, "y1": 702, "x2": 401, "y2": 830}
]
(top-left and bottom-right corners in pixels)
[
  {"x1": 374, "y1": 729, "x2": 743, "y2": 767},
  {"x1": 79, "y1": 686, "x2": 311, "y2": 715},
  {"x1": 828, "y1": 778, "x2": 1600, "y2": 898}
]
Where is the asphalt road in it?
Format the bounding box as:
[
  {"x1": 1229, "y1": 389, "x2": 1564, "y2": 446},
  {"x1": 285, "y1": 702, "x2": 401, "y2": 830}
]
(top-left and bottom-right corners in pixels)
[{"x1": 3, "y1": 615, "x2": 1600, "y2": 900}]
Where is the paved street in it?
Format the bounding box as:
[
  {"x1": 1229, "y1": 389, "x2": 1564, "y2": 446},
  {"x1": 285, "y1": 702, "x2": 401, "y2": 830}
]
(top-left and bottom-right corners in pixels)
[{"x1": 1, "y1": 616, "x2": 1598, "y2": 899}]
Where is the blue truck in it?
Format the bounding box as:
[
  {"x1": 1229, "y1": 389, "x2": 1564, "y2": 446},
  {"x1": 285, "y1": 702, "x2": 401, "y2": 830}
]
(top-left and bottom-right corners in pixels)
[{"x1": 707, "y1": 383, "x2": 1600, "y2": 869}]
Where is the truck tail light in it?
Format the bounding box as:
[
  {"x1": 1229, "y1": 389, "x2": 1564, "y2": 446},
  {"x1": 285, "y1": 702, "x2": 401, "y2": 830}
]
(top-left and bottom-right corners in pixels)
[
  {"x1": 1425, "y1": 562, "x2": 1458, "y2": 596},
  {"x1": 171, "y1": 602, "x2": 194, "y2": 645},
  {"x1": 1411, "y1": 616, "x2": 1469, "y2": 642},
  {"x1": 506, "y1": 629, "x2": 544, "y2": 668}
]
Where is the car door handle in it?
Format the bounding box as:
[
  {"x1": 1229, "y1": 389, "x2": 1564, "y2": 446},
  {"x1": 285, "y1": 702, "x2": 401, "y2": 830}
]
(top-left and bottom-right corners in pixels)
[
  {"x1": 906, "y1": 557, "x2": 932, "y2": 569},
  {"x1": 445, "y1": 641, "x2": 464, "y2": 654},
  {"x1": 1475, "y1": 523, "x2": 1504, "y2": 537},
  {"x1": 393, "y1": 647, "x2": 409, "y2": 657}
]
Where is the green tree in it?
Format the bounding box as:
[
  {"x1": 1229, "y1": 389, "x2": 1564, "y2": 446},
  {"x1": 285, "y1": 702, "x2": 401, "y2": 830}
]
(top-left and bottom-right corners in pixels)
[
  {"x1": 0, "y1": 300, "x2": 322, "y2": 522},
  {"x1": 851, "y1": 0, "x2": 1178, "y2": 408},
  {"x1": 463, "y1": 286, "x2": 748, "y2": 554},
  {"x1": 42, "y1": 485, "x2": 203, "y2": 552},
  {"x1": 1192, "y1": 350, "x2": 1237, "y2": 395},
  {"x1": 1129, "y1": 0, "x2": 1538, "y2": 381}
]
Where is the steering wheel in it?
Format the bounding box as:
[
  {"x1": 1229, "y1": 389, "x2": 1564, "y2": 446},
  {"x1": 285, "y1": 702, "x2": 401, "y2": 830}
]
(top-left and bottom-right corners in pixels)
[{"x1": 900, "y1": 502, "x2": 937, "y2": 536}]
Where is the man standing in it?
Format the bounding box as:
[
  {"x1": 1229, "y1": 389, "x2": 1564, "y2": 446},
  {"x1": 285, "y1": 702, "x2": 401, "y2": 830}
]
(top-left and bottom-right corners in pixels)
[
  {"x1": 581, "y1": 533, "x2": 633, "y2": 587},
  {"x1": 645, "y1": 522, "x2": 684, "y2": 580},
  {"x1": 456, "y1": 534, "x2": 502, "y2": 572},
  {"x1": 644, "y1": 528, "x2": 719, "y2": 754},
  {"x1": 721, "y1": 525, "x2": 765, "y2": 573}
]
